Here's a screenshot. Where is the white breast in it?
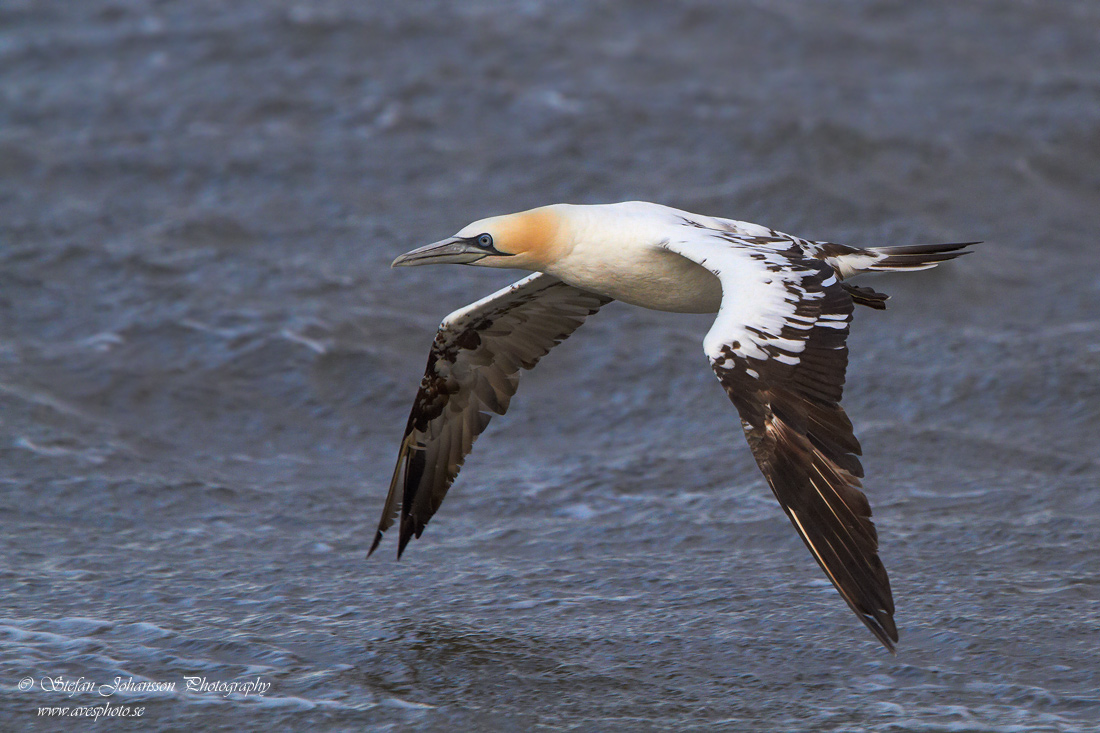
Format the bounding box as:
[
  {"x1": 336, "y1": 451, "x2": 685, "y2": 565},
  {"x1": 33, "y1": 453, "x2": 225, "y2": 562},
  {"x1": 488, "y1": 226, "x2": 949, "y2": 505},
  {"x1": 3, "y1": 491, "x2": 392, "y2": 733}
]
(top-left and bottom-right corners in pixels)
[{"x1": 539, "y1": 204, "x2": 724, "y2": 314}]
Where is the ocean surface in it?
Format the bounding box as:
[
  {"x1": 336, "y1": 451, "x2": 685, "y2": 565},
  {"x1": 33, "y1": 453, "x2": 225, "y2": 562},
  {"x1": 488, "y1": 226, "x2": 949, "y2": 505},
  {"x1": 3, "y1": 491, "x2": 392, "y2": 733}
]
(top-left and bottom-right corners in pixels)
[{"x1": 2, "y1": 1, "x2": 1099, "y2": 730}]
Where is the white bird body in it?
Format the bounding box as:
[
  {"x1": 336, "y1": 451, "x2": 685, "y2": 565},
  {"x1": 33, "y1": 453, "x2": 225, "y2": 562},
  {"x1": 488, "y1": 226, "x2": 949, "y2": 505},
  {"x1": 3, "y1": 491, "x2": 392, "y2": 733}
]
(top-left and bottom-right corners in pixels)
[
  {"x1": 455, "y1": 201, "x2": 808, "y2": 313},
  {"x1": 527, "y1": 203, "x2": 724, "y2": 312},
  {"x1": 550, "y1": 239, "x2": 722, "y2": 313},
  {"x1": 373, "y1": 200, "x2": 975, "y2": 652}
]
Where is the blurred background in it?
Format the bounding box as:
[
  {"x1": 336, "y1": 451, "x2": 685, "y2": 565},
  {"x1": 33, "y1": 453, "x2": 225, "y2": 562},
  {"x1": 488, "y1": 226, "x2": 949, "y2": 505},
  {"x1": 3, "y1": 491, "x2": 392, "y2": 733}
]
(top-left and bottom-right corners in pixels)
[{"x1": 1, "y1": 1, "x2": 1098, "y2": 730}]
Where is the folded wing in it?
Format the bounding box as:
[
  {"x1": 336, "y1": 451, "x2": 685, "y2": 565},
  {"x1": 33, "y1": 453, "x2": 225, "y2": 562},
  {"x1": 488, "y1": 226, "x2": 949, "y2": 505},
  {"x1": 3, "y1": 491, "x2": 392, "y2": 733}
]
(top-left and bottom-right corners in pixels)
[
  {"x1": 664, "y1": 230, "x2": 898, "y2": 650},
  {"x1": 371, "y1": 274, "x2": 612, "y2": 558}
]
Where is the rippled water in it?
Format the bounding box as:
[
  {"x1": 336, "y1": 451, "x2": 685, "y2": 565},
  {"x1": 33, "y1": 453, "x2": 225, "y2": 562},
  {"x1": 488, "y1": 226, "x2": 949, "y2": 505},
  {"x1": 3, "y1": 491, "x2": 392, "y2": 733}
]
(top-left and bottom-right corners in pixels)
[{"x1": 2, "y1": 1, "x2": 1099, "y2": 730}]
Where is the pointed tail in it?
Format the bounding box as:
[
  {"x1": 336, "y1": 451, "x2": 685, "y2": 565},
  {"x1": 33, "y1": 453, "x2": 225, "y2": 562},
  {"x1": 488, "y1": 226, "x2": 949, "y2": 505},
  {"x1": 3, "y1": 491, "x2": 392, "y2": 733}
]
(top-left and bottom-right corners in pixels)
[
  {"x1": 863, "y1": 241, "x2": 979, "y2": 272},
  {"x1": 816, "y1": 240, "x2": 979, "y2": 308}
]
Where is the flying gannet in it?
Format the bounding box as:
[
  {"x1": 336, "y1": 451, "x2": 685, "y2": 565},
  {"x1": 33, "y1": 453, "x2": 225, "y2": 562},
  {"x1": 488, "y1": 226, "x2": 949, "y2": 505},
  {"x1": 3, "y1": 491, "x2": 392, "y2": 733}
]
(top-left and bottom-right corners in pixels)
[{"x1": 370, "y1": 201, "x2": 974, "y2": 651}]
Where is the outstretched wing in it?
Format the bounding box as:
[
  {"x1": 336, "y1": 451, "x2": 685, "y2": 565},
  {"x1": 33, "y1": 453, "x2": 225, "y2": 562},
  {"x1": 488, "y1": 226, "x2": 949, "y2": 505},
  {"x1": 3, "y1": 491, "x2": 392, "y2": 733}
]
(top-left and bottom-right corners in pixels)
[
  {"x1": 371, "y1": 273, "x2": 612, "y2": 558},
  {"x1": 663, "y1": 230, "x2": 898, "y2": 651}
]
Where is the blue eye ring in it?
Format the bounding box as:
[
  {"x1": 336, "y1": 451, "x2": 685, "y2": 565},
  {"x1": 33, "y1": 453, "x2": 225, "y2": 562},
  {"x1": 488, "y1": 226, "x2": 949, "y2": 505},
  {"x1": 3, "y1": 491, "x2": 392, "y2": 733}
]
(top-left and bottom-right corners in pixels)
[{"x1": 477, "y1": 233, "x2": 493, "y2": 248}]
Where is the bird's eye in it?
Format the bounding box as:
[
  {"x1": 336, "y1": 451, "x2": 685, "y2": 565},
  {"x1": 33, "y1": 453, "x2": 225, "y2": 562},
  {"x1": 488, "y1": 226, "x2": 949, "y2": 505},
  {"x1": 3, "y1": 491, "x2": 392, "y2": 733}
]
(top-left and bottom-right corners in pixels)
[{"x1": 477, "y1": 233, "x2": 493, "y2": 248}]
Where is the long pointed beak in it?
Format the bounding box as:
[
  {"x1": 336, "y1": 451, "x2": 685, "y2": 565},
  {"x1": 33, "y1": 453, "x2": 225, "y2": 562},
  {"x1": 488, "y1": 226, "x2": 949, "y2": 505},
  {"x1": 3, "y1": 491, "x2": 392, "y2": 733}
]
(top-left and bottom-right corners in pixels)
[{"x1": 391, "y1": 237, "x2": 488, "y2": 267}]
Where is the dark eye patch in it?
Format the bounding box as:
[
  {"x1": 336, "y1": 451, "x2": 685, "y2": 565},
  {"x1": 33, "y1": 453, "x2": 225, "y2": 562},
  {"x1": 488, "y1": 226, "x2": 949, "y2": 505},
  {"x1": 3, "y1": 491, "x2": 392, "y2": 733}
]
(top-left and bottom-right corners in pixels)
[{"x1": 462, "y1": 232, "x2": 511, "y2": 258}]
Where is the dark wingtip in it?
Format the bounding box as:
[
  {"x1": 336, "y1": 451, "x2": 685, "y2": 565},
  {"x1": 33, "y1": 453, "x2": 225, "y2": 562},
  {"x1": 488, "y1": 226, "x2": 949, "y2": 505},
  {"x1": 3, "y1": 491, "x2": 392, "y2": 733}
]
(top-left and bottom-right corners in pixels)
[
  {"x1": 863, "y1": 611, "x2": 899, "y2": 654},
  {"x1": 396, "y1": 529, "x2": 412, "y2": 560},
  {"x1": 368, "y1": 530, "x2": 383, "y2": 558},
  {"x1": 396, "y1": 513, "x2": 426, "y2": 559}
]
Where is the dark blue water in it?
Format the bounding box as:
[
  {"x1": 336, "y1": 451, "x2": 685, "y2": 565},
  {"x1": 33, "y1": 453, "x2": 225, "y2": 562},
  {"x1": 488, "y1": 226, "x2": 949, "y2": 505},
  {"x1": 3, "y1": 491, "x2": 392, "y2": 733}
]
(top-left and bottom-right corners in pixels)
[{"x1": 2, "y1": 1, "x2": 1098, "y2": 730}]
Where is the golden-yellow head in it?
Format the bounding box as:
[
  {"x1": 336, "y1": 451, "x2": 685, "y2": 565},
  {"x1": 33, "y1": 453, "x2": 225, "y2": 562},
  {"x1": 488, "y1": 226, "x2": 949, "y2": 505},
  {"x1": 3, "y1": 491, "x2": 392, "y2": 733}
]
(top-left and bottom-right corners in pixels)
[{"x1": 392, "y1": 206, "x2": 566, "y2": 271}]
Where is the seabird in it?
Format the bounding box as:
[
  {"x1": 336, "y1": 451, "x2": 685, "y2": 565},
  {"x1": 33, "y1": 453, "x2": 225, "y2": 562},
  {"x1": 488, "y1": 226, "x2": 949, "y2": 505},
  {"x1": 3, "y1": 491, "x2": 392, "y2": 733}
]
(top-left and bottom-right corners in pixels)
[{"x1": 371, "y1": 201, "x2": 974, "y2": 651}]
